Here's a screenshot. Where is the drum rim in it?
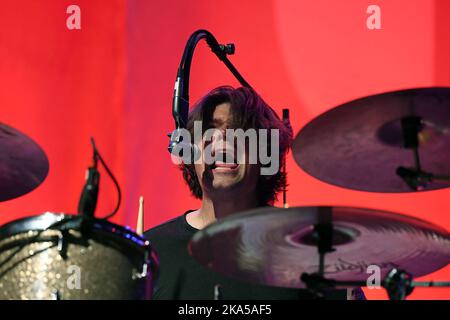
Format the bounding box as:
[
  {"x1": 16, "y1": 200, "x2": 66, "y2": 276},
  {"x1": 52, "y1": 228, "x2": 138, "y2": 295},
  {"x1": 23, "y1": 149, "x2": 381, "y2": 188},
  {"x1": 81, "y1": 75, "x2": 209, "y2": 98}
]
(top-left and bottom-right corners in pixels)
[
  {"x1": 0, "y1": 212, "x2": 150, "y2": 248},
  {"x1": 0, "y1": 212, "x2": 158, "y2": 300}
]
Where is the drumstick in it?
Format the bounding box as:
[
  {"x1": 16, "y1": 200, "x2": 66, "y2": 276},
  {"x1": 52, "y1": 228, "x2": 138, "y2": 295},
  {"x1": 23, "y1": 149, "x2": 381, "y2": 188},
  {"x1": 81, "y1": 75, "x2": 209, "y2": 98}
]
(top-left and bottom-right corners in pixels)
[{"x1": 136, "y1": 196, "x2": 144, "y2": 235}]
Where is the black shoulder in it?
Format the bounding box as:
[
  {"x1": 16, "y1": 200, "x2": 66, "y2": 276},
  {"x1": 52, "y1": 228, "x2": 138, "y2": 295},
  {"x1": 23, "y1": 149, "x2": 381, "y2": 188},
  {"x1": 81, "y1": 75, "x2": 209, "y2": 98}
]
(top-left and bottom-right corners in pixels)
[{"x1": 143, "y1": 215, "x2": 184, "y2": 240}]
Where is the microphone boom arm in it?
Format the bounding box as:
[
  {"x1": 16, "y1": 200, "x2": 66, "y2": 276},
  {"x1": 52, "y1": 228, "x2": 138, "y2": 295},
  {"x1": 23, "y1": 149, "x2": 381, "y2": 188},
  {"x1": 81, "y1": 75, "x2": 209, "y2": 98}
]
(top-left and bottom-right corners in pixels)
[{"x1": 169, "y1": 29, "x2": 252, "y2": 154}]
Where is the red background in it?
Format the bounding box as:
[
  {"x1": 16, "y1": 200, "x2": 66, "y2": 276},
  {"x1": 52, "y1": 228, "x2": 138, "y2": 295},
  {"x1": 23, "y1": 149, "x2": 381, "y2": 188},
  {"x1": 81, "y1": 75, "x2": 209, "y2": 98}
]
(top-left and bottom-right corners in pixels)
[{"x1": 0, "y1": 0, "x2": 449, "y2": 299}]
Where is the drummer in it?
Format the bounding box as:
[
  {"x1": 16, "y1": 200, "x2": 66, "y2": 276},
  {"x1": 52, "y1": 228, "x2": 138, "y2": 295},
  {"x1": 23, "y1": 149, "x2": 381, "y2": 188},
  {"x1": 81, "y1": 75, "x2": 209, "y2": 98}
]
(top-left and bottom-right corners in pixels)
[{"x1": 144, "y1": 86, "x2": 365, "y2": 300}]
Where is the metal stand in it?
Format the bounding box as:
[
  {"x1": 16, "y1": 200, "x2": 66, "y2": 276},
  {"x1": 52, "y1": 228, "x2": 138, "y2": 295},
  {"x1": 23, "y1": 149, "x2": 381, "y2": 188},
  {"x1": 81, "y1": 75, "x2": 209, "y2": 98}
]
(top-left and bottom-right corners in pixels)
[
  {"x1": 302, "y1": 268, "x2": 450, "y2": 300},
  {"x1": 396, "y1": 116, "x2": 450, "y2": 190},
  {"x1": 302, "y1": 215, "x2": 450, "y2": 299}
]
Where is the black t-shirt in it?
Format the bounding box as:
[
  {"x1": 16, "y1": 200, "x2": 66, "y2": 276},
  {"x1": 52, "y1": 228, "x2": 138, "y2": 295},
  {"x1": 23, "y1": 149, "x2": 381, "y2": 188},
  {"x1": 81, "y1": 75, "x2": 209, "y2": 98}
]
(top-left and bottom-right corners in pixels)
[{"x1": 144, "y1": 211, "x2": 348, "y2": 300}]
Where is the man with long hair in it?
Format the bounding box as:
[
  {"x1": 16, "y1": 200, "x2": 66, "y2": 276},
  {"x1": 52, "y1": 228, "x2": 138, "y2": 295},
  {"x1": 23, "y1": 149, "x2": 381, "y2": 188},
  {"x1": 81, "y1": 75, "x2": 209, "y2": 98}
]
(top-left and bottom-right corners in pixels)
[{"x1": 145, "y1": 86, "x2": 363, "y2": 300}]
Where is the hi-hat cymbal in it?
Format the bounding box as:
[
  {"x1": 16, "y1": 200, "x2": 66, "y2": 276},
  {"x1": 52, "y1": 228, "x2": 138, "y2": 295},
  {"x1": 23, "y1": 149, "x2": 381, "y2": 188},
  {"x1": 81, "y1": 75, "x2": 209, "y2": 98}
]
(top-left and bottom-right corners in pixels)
[
  {"x1": 293, "y1": 87, "x2": 450, "y2": 192},
  {"x1": 190, "y1": 206, "x2": 450, "y2": 289},
  {"x1": 0, "y1": 123, "x2": 49, "y2": 201}
]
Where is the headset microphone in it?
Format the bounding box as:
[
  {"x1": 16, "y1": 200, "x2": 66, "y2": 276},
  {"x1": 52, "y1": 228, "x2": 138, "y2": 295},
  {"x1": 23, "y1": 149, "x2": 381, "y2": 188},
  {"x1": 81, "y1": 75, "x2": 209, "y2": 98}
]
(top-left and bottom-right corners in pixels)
[{"x1": 168, "y1": 29, "x2": 252, "y2": 162}]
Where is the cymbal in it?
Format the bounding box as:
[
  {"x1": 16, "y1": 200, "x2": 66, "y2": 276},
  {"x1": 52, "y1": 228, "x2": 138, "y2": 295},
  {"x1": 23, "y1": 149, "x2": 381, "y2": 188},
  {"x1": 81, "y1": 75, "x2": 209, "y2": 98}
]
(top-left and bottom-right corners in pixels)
[
  {"x1": 190, "y1": 206, "x2": 450, "y2": 289},
  {"x1": 0, "y1": 123, "x2": 49, "y2": 201},
  {"x1": 293, "y1": 87, "x2": 450, "y2": 192}
]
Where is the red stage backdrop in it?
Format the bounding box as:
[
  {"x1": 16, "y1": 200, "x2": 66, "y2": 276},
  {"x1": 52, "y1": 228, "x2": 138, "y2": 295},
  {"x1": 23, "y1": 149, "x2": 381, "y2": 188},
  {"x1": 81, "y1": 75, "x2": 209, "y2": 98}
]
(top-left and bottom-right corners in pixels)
[{"x1": 0, "y1": 0, "x2": 449, "y2": 299}]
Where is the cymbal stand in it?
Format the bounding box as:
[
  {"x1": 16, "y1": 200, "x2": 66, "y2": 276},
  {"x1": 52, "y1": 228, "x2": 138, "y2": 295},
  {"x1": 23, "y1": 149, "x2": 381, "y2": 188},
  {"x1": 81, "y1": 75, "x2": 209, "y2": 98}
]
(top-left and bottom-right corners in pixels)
[
  {"x1": 301, "y1": 268, "x2": 450, "y2": 300},
  {"x1": 396, "y1": 116, "x2": 450, "y2": 190},
  {"x1": 302, "y1": 212, "x2": 450, "y2": 300},
  {"x1": 304, "y1": 208, "x2": 335, "y2": 298}
]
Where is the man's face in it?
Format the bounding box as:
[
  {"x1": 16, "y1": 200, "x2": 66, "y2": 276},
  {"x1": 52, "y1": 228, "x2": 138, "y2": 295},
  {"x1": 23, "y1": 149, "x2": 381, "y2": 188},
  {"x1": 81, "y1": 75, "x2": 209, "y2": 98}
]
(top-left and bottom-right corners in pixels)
[{"x1": 194, "y1": 103, "x2": 260, "y2": 197}]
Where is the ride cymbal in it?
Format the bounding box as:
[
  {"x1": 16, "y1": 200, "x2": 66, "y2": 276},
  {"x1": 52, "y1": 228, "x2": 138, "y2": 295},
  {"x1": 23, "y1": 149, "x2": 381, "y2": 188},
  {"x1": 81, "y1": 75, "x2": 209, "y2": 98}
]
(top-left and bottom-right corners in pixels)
[
  {"x1": 190, "y1": 206, "x2": 450, "y2": 289},
  {"x1": 293, "y1": 87, "x2": 450, "y2": 192},
  {"x1": 0, "y1": 123, "x2": 49, "y2": 201}
]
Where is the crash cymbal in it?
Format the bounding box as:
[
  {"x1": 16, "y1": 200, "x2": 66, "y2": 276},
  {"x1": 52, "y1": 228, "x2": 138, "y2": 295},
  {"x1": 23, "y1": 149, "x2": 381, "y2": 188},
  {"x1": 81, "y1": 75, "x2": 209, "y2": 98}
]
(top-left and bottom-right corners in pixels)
[
  {"x1": 0, "y1": 123, "x2": 49, "y2": 201},
  {"x1": 190, "y1": 206, "x2": 450, "y2": 289},
  {"x1": 293, "y1": 87, "x2": 450, "y2": 192}
]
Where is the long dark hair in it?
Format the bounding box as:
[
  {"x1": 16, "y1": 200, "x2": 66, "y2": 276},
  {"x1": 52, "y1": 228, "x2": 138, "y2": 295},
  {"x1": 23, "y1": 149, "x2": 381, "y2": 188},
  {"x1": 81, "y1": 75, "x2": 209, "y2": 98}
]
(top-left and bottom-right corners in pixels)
[{"x1": 181, "y1": 86, "x2": 292, "y2": 206}]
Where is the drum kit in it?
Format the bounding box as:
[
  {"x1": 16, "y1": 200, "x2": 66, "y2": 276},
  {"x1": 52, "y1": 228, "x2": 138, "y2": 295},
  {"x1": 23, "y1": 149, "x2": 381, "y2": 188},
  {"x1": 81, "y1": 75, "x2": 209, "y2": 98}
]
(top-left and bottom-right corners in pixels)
[
  {"x1": 1, "y1": 87, "x2": 450, "y2": 299},
  {"x1": 190, "y1": 87, "x2": 450, "y2": 300},
  {"x1": 0, "y1": 127, "x2": 158, "y2": 299}
]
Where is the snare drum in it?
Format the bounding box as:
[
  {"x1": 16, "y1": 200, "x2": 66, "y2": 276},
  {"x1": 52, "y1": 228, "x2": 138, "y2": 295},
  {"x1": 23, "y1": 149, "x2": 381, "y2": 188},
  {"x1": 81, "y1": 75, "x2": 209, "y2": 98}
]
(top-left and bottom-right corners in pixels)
[{"x1": 0, "y1": 212, "x2": 159, "y2": 300}]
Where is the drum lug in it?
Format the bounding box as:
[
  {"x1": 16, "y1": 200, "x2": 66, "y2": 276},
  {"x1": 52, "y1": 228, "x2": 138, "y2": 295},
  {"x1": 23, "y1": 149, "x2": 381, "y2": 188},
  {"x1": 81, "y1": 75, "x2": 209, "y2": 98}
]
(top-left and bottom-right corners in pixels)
[
  {"x1": 50, "y1": 289, "x2": 61, "y2": 300},
  {"x1": 132, "y1": 250, "x2": 150, "y2": 279},
  {"x1": 57, "y1": 231, "x2": 69, "y2": 260},
  {"x1": 132, "y1": 262, "x2": 149, "y2": 280}
]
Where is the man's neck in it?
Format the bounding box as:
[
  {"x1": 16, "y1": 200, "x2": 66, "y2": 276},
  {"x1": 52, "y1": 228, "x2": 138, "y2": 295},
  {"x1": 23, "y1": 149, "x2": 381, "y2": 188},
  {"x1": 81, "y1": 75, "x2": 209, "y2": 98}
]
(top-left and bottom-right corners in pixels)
[{"x1": 186, "y1": 191, "x2": 259, "y2": 230}]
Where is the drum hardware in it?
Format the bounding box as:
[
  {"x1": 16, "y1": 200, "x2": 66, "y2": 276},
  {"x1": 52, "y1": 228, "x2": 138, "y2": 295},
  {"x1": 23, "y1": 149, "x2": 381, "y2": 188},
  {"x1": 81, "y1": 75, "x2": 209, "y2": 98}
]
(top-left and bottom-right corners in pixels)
[
  {"x1": 301, "y1": 268, "x2": 450, "y2": 300},
  {"x1": 190, "y1": 206, "x2": 450, "y2": 300},
  {"x1": 130, "y1": 195, "x2": 154, "y2": 281},
  {"x1": 77, "y1": 138, "x2": 121, "y2": 221},
  {"x1": 0, "y1": 213, "x2": 159, "y2": 299},
  {"x1": 77, "y1": 143, "x2": 100, "y2": 218},
  {"x1": 50, "y1": 289, "x2": 61, "y2": 300},
  {"x1": 132, "y1": 249, "x2": 151, "y2": 280},
  {"x1": 56, "y1": 230, "x2": 69, "y2": 260},
  {"x1": 383, "y1": 269, "x2": 414, "y2": 300},
  {"x1": 299, "y1": 215, "x2": 448, "y2": 300},
  {"x1": 0, "y1": 211, "x2": 158, "y2": 298},
  {"x1": 0, "y1": 215, "x2": 76, "y2": 272},
  {"x1": 132, "y1": 261, "x2": 149, "y2": 280},
  {"x1": 0, "y1": 136, "x2": 158, "y2": 299},
  {"x1": 213, "y1": 284, "x2": 223, "y2": 300},
  {"x1": 396, "y1": 115, "x2": 450, "y2": 190},
  {"x1": 311, "y1": 207, "x2": 335, "y2": 277},
  {"x1": 293, "y1": 87, "x2": 450, "y2": 192},
  {"x1": 395, "y1": 167, "x2": 450, "y2": 191}
]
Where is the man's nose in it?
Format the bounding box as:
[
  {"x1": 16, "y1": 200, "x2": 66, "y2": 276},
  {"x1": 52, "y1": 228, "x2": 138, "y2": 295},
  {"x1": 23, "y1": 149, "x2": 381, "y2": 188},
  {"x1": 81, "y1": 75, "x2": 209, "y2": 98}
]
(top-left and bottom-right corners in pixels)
[{"x1": 210, "y1": 129, "x2": 230, "y2": 155}]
